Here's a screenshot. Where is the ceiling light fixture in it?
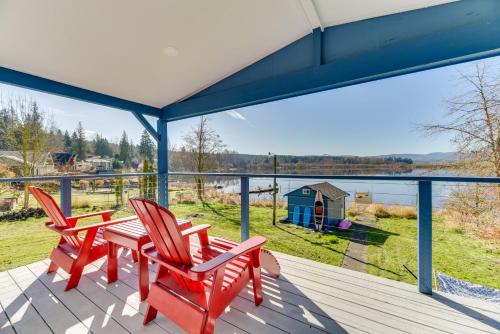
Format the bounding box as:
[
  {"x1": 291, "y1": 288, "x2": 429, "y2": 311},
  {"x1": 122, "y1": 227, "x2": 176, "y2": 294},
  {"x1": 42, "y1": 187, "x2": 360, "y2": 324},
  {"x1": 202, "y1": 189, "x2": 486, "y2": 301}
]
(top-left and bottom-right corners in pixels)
[{"x1": 162, "y1": 46, "x2": 179, "y2": 57}]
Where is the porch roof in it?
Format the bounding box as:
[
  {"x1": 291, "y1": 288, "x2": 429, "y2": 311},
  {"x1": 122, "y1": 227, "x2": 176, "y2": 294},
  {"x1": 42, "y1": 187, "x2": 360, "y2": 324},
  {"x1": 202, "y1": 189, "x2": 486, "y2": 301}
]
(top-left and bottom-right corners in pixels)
[{"x1": 1, "y1": 1, "x2": 499, "y2": 121}]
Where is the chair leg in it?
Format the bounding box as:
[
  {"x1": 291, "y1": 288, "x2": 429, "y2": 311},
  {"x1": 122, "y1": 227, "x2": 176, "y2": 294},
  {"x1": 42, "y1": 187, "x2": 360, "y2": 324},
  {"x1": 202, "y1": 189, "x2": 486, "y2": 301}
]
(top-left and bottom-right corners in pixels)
[
  {"x1": 65, "y1": 228, "x2": 96, "y2": 291},
  {"x1": 131, "y1": 250, "x2": 139, "y2": 263},
  {"x1": 143, "y1": 305, "x2": 158, "y2": 325},
  {"x1": 250, "y1": 250, "x2": 263, "y2": 305},
  {"x1": 202, "y1": 315, "x2": 215, "y2": 334},
  {"x1": 65, "y1": 264, "x2": 84, "y2": 291},
  {"x1": 47, "y1": 261, "x2": 58, "y2": 274}
]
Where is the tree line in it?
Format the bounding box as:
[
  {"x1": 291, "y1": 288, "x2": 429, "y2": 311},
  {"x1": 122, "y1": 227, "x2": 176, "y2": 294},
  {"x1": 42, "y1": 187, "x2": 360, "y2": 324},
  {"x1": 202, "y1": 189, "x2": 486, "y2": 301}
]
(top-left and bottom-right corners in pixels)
[{"x1": 0, "y1": 97, "x2": 157, "y2": 168}]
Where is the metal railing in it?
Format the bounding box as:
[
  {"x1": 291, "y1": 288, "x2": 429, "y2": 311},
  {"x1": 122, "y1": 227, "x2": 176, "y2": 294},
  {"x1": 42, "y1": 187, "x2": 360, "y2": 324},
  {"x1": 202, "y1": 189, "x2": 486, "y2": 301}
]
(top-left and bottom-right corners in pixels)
[{"x1": 0, "y1": 171, "x2": 498, "y2": 295}]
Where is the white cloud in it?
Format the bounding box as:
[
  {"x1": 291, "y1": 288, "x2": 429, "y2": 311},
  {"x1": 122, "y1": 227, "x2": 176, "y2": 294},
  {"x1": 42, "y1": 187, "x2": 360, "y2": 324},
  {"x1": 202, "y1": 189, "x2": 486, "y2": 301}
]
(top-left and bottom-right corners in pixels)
[{"x1": 225, "y1": 110, "x2": 246, "y2": 121}]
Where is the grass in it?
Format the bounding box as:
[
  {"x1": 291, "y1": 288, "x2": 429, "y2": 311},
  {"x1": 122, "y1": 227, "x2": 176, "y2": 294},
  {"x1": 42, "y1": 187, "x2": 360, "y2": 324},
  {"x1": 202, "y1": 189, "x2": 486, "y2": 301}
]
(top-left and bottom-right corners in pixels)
[
  {"x1": 0, "y1": 199, "x2": 353, "y2": 271},
  {"x1": 367, "y1": 217, "x2": 500, "y2": 289},
  {"x1": 170, "y1": 202, "x2": 353, "y2": 266},
  {"x1": 1, "y1": 189, "x2": 497, "y2": 291}
]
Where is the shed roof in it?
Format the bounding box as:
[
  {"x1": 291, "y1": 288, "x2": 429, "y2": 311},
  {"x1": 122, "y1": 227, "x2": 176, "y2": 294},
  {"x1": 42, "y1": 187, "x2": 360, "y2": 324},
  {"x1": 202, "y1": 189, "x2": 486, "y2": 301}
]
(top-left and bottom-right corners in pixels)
[{"x1": 285, "y1": 182, "x2": 349, "y2": 200}]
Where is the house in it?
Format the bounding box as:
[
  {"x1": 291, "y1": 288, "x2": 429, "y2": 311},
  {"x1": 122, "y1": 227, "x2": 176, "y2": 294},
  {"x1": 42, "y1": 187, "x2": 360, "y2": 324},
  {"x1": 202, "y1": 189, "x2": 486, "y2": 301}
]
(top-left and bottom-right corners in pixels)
[
  {"x1": 52, "y1": 153, "x2": 76, "y2": 170},
  {"x1": 284, "y1": 182, "x2": 349, "y2": 228},
  {"x1": 0, "y1": 151, "x2": 56, "y2": 176},
  {"x1": 85, "y1": 156, "x2": 113, "y2": 172}
]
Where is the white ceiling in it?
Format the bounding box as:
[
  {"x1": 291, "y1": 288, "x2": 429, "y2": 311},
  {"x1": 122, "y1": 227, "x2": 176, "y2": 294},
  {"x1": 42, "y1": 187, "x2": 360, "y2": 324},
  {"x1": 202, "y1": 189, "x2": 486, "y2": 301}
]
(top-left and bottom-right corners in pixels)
[{"x1": 0, "y1": 0, "x2": 456, "y2": 109}]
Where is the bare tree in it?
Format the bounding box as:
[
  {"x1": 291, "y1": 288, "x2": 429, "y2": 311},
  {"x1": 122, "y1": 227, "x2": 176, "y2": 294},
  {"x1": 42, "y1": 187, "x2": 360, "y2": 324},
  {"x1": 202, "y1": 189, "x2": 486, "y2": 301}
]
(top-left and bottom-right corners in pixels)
[
  {"x1": 421, "y1": 63, "x2": 500, "y2": 238},
  {"x1": 2, "y1": 96, "x2": 52, "y2": 208},
  {"x1": 182, "y1": 116, "x2": 225, "y2": 201},
  {"x1": 422, "y1": 63, "x2": 499, "y2": 177}
]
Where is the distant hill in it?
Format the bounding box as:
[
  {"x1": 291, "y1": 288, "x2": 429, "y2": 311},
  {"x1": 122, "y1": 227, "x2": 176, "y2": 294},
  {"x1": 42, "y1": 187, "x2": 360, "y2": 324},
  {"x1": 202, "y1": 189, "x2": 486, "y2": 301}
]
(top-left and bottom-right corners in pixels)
[{"x1": 376, "y1": 152, "x2": 457, "y2": 163}]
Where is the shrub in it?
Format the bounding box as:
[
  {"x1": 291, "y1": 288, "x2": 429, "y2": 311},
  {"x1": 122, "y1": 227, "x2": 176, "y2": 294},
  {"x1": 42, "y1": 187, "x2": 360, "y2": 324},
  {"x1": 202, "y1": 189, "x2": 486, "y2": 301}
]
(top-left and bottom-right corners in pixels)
[
  {"x1": 79, "y1": 180, "x2": 90, "y2": 190},
  {"x1": 73, "y1": 199, "x2": 91, "y2": 209},
  {"x1": 347, "y1": 203, "x2": 364, "y2": 217},
  {"x1": 0, "y1": 208, "x2": 45, "y2": 221},
  {"x1": 348, "y1": 202, "x2": 417, "y2": 219},
  {"x1": 367, "y1": 204, "x2": 391, "y2": 218},
  {"x1": 386, "y1": 205, "x2": 417, "y2": 219}
]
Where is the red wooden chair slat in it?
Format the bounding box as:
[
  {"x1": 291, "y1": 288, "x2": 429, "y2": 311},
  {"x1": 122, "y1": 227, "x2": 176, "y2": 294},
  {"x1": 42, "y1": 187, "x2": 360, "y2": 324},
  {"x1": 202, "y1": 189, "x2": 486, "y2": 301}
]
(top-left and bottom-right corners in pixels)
[
  {"x1": 29, "y1": 186, "x2": 126, "y2": 291},
  {"x1": 130, "y1": 198, "x2": 267, "y2": 334}
]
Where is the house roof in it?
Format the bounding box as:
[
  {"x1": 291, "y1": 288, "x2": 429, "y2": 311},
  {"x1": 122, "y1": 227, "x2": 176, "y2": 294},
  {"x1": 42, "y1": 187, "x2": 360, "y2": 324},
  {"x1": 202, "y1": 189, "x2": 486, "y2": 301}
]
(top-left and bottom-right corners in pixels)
[
  {"x1": 285, "y1": 182, "x2": 349, "y2": 200},
  {"x1": 52, "y1": 153, "x2": 75, "y2": 165},
  {"x1": 0, "y1": 0, "x2": 456, "y2": 109},
  {"x1": 0, "y1": 151, "x2": 52, "y2": 165}
]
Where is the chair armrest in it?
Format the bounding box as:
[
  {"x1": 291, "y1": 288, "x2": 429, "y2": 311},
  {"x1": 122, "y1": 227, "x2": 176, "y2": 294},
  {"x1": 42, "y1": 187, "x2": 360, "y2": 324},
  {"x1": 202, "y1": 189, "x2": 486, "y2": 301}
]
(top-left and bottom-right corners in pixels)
[
  {"x1": 141, "y1": 248, "x2": 193, "y2": 278},
  {"x1": 190, "y1": 236, "x2": 266, "y2": 279},
  {"x1": 181, "y1": 224, "x2": 211, "y2": 237},
  {"x1": 67, "y1": 210, "x2": 114, "y2": 223},
  {"x1": 60, "y1": 216, "x2": 137, "y2": 235},
  {"x1": 177, "y1": 219, "x2": 192, "y2": 231}
]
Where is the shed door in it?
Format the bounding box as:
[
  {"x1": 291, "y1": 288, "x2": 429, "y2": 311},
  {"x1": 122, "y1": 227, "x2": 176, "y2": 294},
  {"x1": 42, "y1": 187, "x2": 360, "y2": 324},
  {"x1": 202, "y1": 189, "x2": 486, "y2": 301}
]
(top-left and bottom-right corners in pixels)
[{"x1": 327, "y1": 200, "x2": 337, "y2": 219}]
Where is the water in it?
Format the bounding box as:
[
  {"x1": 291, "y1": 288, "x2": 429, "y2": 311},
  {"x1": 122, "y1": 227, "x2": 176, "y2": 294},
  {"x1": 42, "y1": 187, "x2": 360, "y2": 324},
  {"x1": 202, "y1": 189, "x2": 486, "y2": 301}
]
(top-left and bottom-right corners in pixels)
[{"x1": 200, "y1": 168, "x2": 460, "y2": 209}]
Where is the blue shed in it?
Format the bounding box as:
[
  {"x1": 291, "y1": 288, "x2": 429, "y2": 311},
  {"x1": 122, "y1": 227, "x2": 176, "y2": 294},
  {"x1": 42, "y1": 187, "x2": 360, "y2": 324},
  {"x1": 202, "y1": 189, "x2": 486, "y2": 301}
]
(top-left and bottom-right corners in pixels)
[{"x1": 284, "y1": 182, "x2": 349, "y2": 229}]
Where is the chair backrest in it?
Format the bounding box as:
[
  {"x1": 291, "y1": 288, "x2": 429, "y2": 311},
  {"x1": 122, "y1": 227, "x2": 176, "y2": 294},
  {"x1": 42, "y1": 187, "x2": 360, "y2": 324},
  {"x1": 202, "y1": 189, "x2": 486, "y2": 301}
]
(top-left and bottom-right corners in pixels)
[
  {"x1": 29, "y1": 186, "x2": 81, "y2": 248},
  {"x1": 129, "y1": 198, "x2": 203, "y2": 291}
]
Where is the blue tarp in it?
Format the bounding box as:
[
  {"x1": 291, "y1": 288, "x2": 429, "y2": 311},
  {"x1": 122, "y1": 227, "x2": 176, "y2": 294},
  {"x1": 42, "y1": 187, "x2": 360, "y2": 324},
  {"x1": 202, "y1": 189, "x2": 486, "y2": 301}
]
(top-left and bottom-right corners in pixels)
[{"x1": 437, "y1": 272, "x2": 500, "y2": 304}]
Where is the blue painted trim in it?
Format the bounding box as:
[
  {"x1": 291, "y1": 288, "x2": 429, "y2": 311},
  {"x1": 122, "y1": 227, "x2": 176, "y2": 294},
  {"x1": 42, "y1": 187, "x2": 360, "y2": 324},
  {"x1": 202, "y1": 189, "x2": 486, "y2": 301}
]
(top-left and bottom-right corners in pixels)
[
  {"x1": 157, "y1": 120, "x2": 169, "y2": 207},
  {"x1": 131, "y1": 112, "x2": 159, "y2": 142},
  {"x1": 0, "y1": 67, "x2": 161, "y2": 117},
  {"x1": 417, "y1": 180, "x2": 433, "y2": 294},
  {"x1": 240, "y1": 176, "x2": 250, "y2": 241},
  {"x1": 60, "y1": 179, "x2": 72, "y2": 216},
  {"x1": 163, "y1": 0, "x2": 500, "y2": 121}
]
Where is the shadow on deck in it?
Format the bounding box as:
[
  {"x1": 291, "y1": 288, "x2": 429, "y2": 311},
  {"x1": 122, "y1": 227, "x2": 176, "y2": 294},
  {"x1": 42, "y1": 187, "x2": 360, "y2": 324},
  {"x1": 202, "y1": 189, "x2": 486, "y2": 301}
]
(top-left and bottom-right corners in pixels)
[{"x1": 0, "y1": 245, "x2": 498, "y2": 333}]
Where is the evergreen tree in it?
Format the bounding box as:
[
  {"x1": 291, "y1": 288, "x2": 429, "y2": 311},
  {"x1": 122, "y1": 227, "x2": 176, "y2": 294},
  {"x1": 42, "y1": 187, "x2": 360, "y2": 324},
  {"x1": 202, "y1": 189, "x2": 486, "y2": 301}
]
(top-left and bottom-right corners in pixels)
[
  {"x1": 138, "y1": 129, "x2": 155, "y2": 163},
  {"x1": 118, "y1": 131, "x2": 131, "y2": 166},
  {"x1": 94, "y1": 134, "x2": 113, "y2": 157},
  {"x1": 70, "y1": 131, "x2": 78, "y2": 154},
  {"x1": 63, "y1": 130, "x2": 72, "y2": 153},
  {"x1": 72, "y1": 122, "x2": 87, "y2": 160}
]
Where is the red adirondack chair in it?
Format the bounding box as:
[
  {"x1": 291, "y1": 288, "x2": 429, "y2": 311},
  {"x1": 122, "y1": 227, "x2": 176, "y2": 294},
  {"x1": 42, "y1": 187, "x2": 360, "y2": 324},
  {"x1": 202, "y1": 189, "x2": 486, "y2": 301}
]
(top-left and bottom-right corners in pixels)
[
  {"x1": 29, "y1": 186, "x2": 133, "y2": 291},
  {"x1": 129, "y1": 198, "x2": 266, "y2": 334}
]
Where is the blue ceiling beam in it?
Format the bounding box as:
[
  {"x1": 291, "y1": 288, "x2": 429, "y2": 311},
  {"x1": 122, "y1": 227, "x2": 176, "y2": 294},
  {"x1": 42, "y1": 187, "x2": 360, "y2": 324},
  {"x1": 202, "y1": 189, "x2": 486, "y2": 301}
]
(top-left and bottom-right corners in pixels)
[
  {"x1": 131, "y1": 112, "x2": 159, "y2": 142},
  {"x1": 163, "y1": 0, "x2": 500, "y2": 122},
  {"x1": 0, "y1": 67, "x2": 161, "y2": 117}
]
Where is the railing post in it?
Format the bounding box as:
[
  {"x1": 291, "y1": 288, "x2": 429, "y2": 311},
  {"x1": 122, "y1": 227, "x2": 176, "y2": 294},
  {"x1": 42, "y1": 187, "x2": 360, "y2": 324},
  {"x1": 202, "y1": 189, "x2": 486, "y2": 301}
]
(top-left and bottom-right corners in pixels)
[
  {"x1": 417, "y1": 180, "x2": 432, "y2": 294},
  {"x1": 157, "y1": 119, "x2": 168, "y2": 207},
  {"x1": 60, "y1": 178, "x2": 72, "y2": 217},
  {"x1": 240, "y1": 176, "x2": 250, "y2": 241}
]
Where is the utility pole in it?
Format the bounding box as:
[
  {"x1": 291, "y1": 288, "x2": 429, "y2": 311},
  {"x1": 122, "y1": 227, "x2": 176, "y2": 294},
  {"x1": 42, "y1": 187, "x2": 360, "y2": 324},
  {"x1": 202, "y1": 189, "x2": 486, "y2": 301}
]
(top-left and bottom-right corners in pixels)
[{"x1": 269, "y1": 153, "x2": 278, "y2": 225}]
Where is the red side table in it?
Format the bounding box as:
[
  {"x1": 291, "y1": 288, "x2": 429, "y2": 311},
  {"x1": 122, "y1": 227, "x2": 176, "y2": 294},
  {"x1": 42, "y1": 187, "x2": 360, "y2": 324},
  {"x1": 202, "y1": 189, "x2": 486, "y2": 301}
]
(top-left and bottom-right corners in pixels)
[{"x1": 103, "y1": 217, "x2": 192, "y2": 300}]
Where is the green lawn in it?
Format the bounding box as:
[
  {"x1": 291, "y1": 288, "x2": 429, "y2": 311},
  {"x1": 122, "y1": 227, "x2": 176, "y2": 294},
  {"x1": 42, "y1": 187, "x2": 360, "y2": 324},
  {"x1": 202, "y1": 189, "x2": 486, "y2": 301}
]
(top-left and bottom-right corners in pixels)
[
  {"x1": 0, "y1": 201, "x2": 352, "y2": 271},
  {"x1": 1, "y1": 196, "x2": 497, "y2": 291},
  {"x1": 367, "y1": 217, "x2": 499, "y2": 289},
  {"x1": 170, "y1": 202, "x2": 353, "y2": 266}
]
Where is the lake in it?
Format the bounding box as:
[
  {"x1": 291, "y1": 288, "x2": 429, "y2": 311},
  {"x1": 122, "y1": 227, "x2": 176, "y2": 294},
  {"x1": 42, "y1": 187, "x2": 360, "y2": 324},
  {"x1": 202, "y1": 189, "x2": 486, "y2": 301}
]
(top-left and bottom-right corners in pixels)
[{"x1": 199, "y1": 168, "x2": 461, "y2": 209}]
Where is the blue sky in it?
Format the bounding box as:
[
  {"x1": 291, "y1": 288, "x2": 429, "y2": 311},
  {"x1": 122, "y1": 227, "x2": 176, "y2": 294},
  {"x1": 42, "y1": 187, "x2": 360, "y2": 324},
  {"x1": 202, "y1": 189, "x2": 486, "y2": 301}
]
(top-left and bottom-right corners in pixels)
[{"x1": 0, "y1": 57, "x2": 496, "y2": 155}]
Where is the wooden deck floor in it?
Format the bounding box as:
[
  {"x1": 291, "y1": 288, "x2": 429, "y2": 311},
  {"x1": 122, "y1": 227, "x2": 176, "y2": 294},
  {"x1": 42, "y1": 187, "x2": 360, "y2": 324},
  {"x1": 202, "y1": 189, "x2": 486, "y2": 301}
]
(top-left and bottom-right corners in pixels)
[{"x1": 0, "y1": 248, "x2": 499, "y2": 334}]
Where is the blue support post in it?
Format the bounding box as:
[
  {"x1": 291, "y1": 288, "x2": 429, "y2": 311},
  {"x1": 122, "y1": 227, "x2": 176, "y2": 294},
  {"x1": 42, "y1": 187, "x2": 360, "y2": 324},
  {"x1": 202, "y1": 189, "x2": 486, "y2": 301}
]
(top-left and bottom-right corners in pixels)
[
  {"x1": 157, "y1": 119, "x2": 168, "y2": 207},
  {"x1": 60, "y1": 178, "x2": 72, "y2": 217},
  {"x1": 417, "y1": 180, "x2": 432, "y2": 294},
  {"x1": 240, "y1": 176, "x2": 250, "y2": 241}
]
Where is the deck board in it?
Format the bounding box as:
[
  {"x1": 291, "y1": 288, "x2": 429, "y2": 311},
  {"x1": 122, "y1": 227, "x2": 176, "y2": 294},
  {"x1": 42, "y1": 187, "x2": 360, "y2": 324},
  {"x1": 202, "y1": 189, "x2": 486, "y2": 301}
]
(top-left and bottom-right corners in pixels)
[{"x1": 1, "y1": 247, "x2": 499, "y2": 334}]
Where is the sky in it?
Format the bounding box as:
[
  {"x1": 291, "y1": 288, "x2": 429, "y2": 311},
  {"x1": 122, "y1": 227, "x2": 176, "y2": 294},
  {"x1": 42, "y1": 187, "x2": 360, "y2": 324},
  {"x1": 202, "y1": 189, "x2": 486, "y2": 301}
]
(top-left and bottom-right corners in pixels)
[{"x1": 0, "y1": 57, "x2": 497, "y2": 156}]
